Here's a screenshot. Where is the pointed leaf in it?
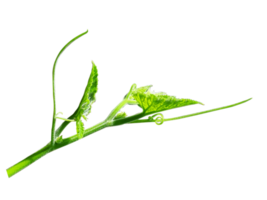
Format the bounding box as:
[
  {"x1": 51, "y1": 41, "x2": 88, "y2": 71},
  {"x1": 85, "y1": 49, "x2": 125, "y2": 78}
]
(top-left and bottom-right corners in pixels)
[
  {"x1": 132, "y1": 85, "x2": 204, "y2": 113},
  {"x1": 75, "y1": 58, "x2": 99, "y2": 122}
]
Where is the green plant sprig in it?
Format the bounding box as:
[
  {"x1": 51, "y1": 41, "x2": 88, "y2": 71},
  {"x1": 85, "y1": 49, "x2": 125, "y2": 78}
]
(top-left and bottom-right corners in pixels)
[{"x1": 6, "y1": 31, "x2": 252, "y2": 178}]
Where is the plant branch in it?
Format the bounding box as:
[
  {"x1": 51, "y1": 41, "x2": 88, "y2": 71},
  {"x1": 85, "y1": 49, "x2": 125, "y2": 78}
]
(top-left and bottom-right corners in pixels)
[{"x1": 6, "y1": 98, "x2": 252, "y2": 178}]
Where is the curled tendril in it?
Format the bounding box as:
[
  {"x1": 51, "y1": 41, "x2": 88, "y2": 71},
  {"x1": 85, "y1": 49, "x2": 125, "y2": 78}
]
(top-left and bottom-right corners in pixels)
[
  {"x1": 55, "y1": 112, "x2": 75, "y2": 122},
  {"x1": 155, "y1": 113, "x2": 164, "y2": 127}
]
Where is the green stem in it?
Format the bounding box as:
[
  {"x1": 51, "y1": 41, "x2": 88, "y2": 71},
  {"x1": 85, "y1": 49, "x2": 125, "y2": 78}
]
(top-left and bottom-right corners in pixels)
[
  {"x1": 106, "y1": 99, "x2": 128, "y2": 121},
  {"x1": 5, "y1": 108, "x2": 155, "y2": 180},
  {"x1": 111, "y1": 109, "x2": 168, "y2": 126},
  {"x1": 51, "y1": 30, "x2": 88, "y2": 147},
  {"x1": 5, "y1": 119, "x2": 109, "y2": 180}
]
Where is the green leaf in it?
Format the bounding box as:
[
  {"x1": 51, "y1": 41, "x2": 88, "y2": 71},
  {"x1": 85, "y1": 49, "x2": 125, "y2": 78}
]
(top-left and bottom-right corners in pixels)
[
  {"x1": 55, "y1": 135, "x2": 63, "y2": 144},
  {"x1": 75, "y1": 61, "x2": 98, "y2": 121},
  {"x1": 114, "y1": 112, "x2": 127, "y2": 120},
  {"x1": 132, "y1": 89, "x2": 203, "y2": 114},
  {"x1": 125, "y1": 84, "x2": 152, "y2": 100}
]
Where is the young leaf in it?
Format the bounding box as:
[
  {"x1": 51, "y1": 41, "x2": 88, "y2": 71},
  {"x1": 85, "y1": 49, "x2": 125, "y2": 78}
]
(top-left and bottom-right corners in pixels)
[
  {"x1": 114, "y1": 112, "x2": 127, "y2": 120},
  {"x1": 75, "y1": 61, "x2": 98, "y2": 121},
  {"x1": 55, "y1": 135, "x2": 63, "y2": 144},
  {"x1": 125, "y1": 84, "x2": 152, "y2": 100},
  {"x1": 132, "y1": 84, "x2": 204, "y2": 113}
]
